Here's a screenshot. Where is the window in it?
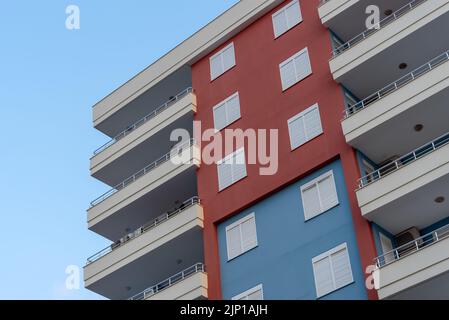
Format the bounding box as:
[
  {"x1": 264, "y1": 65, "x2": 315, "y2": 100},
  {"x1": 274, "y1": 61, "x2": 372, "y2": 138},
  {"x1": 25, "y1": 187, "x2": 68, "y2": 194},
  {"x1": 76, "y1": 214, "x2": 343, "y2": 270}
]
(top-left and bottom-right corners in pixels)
[
  {"x1": 226, "y1": 213, "x2": 258, "y2": 260},
  {"x1": 279, "y1": 47, "x2": 312, "y2": 91},
  {"x1": 210, "y1": 42, "x2": 236, "y2": 80},
  {"x1": 272, "y1": 0, "x2": 302, "y2": 38},
  {"x1": 288, "y1": 103, "x2": 323, "y2": 150},
  {"x1": 300, "y1": 170, "x2": 339, "y2": 221},
  {"x1": 312, "y1": 243, "x2": 354, "y2": 298},
  {"x1": 232, "y1": 284, "x2": 264, "y2": 300},
  {"x1": 213, "y1": 92, "x2": 241, "y2": 131},
  {"x1": 217, "y1": 148, "x2": 247, "y2": 191}
]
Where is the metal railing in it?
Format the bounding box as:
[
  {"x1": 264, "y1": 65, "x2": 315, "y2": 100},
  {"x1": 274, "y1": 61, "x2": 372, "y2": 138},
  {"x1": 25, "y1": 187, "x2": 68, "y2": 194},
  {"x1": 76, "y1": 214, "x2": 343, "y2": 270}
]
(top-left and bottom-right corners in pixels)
[
  {"x1": 358, "y1": 132, "x2": 449, "y2": 189},
  {"x1": 332, "y1": 0, "x2": 427, "y2": 57},
  {"x1": 86, "y1": 196, "x2": 200, "y2": 264},
  {"x1": 375, "y1": 224, "x2": 449, "y2": 268},
  {"x1": 90, "y1": 138, "x2": 195, "y2": 207},
  {"x1": 344, "y1": 50, "x2": 449, "y2": 118},
  {"x1": 129, "y1": 263, "x2": 205, "y2": 300},
  {"x1": 93, "y1": 87, "x2": 193, "y2": 156}
]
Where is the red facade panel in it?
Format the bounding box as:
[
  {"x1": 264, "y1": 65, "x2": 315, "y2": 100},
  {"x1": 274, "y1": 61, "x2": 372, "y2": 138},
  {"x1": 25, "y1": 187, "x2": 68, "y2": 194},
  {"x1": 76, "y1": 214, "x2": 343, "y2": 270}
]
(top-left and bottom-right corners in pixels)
[{"x1": 191, "y1": 0, "x2": 378, "y2": 300}]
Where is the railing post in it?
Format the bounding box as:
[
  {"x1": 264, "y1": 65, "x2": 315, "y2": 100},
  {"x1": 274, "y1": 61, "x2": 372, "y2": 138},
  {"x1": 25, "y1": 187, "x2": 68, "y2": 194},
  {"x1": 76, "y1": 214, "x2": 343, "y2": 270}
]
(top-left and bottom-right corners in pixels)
[{"x1": 435, "y1": 232, "x2": 439, "y2": 242}]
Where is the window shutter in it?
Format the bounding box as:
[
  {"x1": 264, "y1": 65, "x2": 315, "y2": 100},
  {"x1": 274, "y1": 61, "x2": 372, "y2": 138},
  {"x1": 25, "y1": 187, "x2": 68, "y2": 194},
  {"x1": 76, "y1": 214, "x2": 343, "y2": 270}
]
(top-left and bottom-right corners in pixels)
[
  {"x1": 313, "y1": 244, "x2": 354, "y2": 298},
  {"x1": 226, "y1": 94, "x2": 241, "y2": 124},
  {"x1": 317, "y1": 175, "x2": 338, "y2": 211},
  {"x1": 247, "y1": 288, "x2": 263, "y2": 300},
  {"x1": 227, "y1": 225, "x2": 242, "y2": 260},
  {"x1": 273, "y1": 11, "x2": 287, "y2": 38},
  {"x1": 301, "y1": 171, "x2": 338, "y2": 220},
  {"x1": 280, "y1": 60, "x2": 296, "y2": 90},
  {"x1": 213, "y1": 93, "x2": 241, "y2": 131},
  {"x1": 226, "y1": 213, "x2": 258, "y2": 261},
  {"x1": 294, "y1": 50, "x2": 312, "y2": 82},
  {"x1": 313, "y1": 257, "x2": 334, "y2": 298},
  {"x1": 286, "y1": 1, "x2": 301, "y2": 28},
  {"x1": 210, "y1": 55, "x2": 222, "y2": 80},
  {"x1": 222, "y1": 44, "x2": 236, "y2": 71},
  {"x1": 288, "y1": 116, "x2": 306, "y2": 149},
  {"x1": 288, "y1": 104, "x2": 322, "y2": 150},
  {"x1": 241, "y1": 216, "x2": 257, "y2": 252},
  {"x1": 303, "y1": 106, "x2": 322, "y2": 140},
  {"x1": 217, "y1": 148, "x2": 246, "y2": 191},
  {"x1": 272, "y1": 0, "x2": 302, "y2": 38},
  {"x1": 280, "y1": 47, "x2": 311, "y2": 90},
  {"x1": 233, "y1": 284, "x2": 264, "y2": 300},
  {"x1": 218, "y1": 161, "x2": 233, "y2": 191},
  {"x1": 213, "y1": 103, "x2": 228, "y2": 131},
  {"x1": 331, "y1": 248, "x2": 353, "y2": 289},
  {"x1": 210, "y1": 43, "x2": 235, "y2": 80},
  {"x1": 232, "y1": 149, "x2": 247, "y2": 182},
  {"x1": 302, "y1": 185, "x2": 321, "y2": 220}
]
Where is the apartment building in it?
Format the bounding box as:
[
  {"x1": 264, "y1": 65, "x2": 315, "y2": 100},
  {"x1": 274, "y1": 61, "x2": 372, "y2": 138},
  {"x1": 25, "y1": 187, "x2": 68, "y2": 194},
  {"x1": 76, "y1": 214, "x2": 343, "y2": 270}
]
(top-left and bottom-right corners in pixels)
[{"x1": 85, "y1": 0, "x2": 449, "y2": 300}]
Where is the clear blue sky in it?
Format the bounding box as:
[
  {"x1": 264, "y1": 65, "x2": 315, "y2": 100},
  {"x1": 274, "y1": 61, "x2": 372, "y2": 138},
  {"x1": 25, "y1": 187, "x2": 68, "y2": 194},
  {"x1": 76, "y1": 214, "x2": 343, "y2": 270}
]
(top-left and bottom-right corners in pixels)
[{"x1": 0, "y1": 0, "x2": 238, "y2": 300}]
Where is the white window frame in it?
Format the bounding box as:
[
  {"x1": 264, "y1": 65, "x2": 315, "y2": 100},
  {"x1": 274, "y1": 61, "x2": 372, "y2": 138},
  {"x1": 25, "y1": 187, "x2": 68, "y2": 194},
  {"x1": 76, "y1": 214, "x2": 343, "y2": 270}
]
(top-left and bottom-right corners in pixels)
[
  {"x1": 300, "y1": 170, "x2": 339, "y2": 221},
  {"x1": 272, "y1": 0, "x2": 303, "y2": 38},
  {"x1": 213, "y1": 92, "x2": 241, "y2": 131},
  {"x1": 225, "y1": 212, "x2": 258, "y2": 261},
  {"x1": 232, "y1": 284, "x2": 264, "y2": 300},
  {"x1": 287, "y1": 103, "x2": 323, "y2": 150},
  {"x1": 210, "y1": 42, "x2": 236, "y2": 81},
  {"x1": 279, "y1": 47, "x2": 312, "y2": 91},
  {"x1": 312, "y1": 243, "x2": 354, "y2": 298},
  {"x1": 217, "y1": 147, "x2": 247, "y2": 191}
]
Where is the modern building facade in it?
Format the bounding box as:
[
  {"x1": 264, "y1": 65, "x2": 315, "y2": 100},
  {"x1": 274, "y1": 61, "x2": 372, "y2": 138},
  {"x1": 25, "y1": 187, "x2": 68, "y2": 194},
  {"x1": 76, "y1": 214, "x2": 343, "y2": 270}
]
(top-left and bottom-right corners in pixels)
[{"x1": 85, "y1": 0, "x2": 449, "y2": 300}]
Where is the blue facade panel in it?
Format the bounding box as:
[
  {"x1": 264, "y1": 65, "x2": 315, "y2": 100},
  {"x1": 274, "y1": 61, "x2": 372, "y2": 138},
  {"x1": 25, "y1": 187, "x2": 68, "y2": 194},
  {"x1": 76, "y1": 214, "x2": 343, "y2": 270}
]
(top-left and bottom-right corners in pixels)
[{"x1": 217, "y1": 159, "x2": 368, "y2": 300}]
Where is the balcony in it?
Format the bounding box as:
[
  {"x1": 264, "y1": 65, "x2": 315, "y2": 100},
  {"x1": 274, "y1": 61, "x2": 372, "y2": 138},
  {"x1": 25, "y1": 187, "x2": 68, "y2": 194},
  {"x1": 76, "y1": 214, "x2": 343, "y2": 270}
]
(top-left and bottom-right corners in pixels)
[
  {"x1": 329, "y1": 0, "x2": 449, "y2": 99},
  {"x1": 342, "y1": 50, "x2": 449, "y2": 163},
  {"x1": 88, "y1": 139, "x2": 200, "y2": 241},
  {"x1": 356, "y1": 133, "x2": 449, "y2": 234},
  {"x1": 84, "y1": 199, "x2": 204, "y2": 300},
  {"x1": 319, "y1": 0, "x2": 414, "y2": 39},
  {"x1": 91, "y1": 88, "x2": 196, "y2": 187},
  {"x1": 373, "y1": 225, "x2": 449, "y2": 299},
  {"x1": 129, "y1": 263, "x2": 208, "y2": 300}
]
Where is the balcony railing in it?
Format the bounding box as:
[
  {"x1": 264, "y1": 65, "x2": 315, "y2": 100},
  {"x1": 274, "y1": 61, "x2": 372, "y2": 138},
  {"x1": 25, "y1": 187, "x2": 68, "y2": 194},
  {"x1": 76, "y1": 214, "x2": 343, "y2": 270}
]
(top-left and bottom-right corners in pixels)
[
  {"x1": 358, "y1": 132, "x2": 449, "y2": 188},
  {"x1": 332, "y1": 0, "x2": 427, "y2": 57},
  {"x1": 344, "y1": 50, "x2": 449, "y2": 118},
  {"x1": 92, "y1": 87, "x2": 193, "y2": 156},
  {"x1": 90, "y1": 138, "x2": 195, "y2": 208},
  {"x1": 128, "y1": 263, "x2": 205, "y2": 300},
  {"x1": 375, "y1": 224, "x2": 449, "y2": 268},
  {"x1": 86, "y1": 196, "x2": 200, "y2": 264}
]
